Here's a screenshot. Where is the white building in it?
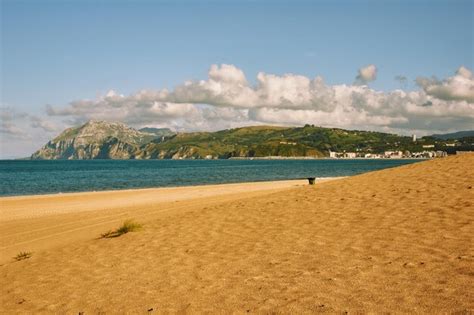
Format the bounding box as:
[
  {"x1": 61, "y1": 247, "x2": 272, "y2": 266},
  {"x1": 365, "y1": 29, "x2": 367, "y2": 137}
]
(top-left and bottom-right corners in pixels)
[
  {"x1": 384, "y1": 151, "x2": 403, "y2": 158},
  {"x1": 435, "y1": 151, "x2": 448, "y2": 157}
]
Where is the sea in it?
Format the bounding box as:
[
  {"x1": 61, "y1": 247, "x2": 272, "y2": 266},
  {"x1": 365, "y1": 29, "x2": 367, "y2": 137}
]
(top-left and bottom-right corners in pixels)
[{"x1": 0, "y1": 159, "x2": 423, "y2": 197}]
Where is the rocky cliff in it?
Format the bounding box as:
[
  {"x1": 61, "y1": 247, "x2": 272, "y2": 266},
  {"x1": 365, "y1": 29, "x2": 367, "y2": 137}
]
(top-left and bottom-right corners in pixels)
[{"x1": 31, "y1": 121, "x2": 171, "y2": 159}]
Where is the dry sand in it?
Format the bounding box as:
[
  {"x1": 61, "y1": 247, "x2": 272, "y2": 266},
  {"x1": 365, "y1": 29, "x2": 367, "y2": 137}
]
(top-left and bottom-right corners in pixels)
[{"x1": 0, "y1": 155, "x2": 473, "y2": 313}]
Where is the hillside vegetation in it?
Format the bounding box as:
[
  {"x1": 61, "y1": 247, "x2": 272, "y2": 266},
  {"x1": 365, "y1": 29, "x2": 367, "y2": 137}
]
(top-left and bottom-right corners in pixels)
[{"x1": 31, "y1": 121, "x2": 474, "y2": 159}]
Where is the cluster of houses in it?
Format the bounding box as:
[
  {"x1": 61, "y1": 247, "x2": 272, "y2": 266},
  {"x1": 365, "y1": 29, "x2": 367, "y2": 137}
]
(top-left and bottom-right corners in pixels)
[
  {"x1": 279, "y1": 141, "x2": 298, "y2": 145},
  {"x1": 329, "y1": 150, "x2": 448, "y2": 159}
]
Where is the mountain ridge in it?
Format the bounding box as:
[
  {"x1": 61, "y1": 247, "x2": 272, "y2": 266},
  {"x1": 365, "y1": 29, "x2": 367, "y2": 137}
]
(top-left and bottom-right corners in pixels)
[
  {"x1": 430, "y1": 130, "x2": 474, "y2": 140},
  {"x1": 31, "y1": 121, "x2": 474, "y2": 160}
]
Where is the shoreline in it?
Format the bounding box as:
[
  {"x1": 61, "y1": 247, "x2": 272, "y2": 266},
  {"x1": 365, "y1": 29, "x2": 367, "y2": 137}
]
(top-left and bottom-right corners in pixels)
[
  {"x1": 229, "y1": 156, "x2": 429, "y2": 160},
  {"x1": 0, "y1": 154, "x2": 472, "y2": 312},
  {"x1": 0, "y1": 177, "x2": 340, "y2": 264},
  {"x1": 0, "y1": 178, "x2": 344, "y2": 222},
  {"x1": 0, "y1": 177, "x2": 343, "y2": 200},
  {"x1": 2, "y1": 157, "x2": 430, "y2": 161}
]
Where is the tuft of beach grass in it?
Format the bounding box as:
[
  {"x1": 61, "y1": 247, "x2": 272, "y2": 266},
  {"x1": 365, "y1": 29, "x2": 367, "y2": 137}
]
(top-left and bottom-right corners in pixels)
[
  {"x1": 101, "y1": 219, "x2": 142, "y2": 238},
  {"x1": 14, "y1": 251, "x2": 32, "y2": 261}
]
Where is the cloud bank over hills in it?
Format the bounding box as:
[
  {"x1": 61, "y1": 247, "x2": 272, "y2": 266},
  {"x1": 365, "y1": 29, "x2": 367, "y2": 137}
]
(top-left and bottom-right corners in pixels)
[
  {"x1": 44, "y1": 63, "x2": 474, "y2": 132},
  {"x1": 1, "y1": 64, "x2": 473, "y2": 157}
]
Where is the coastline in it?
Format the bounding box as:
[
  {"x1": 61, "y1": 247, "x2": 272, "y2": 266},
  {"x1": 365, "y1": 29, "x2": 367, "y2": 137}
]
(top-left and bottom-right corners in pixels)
[
  {"x1": 1, "y1": 156, "x2": 431, "y2": 161},
  {"x1": 0, "y1": 177, "x2": 342, "y2": 200},
  {"x1": 0, "y1": 178, "x2": 341, "y2": 262},
  {"x1": 1, "y1": 158, "x2": 424, "y2": 198},
  {"x1": 228, "y1": 156, "x2": 429, "y2": 160},
  {"x1": 1, "y1": 154, "x2": 472, "y2": 313}
]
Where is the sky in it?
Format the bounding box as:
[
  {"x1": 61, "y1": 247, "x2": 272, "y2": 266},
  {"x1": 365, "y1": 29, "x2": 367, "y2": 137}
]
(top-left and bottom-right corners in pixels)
[{"x1": 1, "y1": 0, "x2": 473, "y2": 158}]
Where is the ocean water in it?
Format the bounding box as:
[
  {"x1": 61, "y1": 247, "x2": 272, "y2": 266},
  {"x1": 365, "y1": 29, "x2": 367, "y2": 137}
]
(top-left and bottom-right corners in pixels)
[{"x1": 0, "y1": 159, "x2": 423, "y2": 197}]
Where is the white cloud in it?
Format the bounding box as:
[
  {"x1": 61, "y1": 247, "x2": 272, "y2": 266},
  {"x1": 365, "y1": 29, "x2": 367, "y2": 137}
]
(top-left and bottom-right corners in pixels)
[
  {"x1": 3, "y1": 64, "x2": 474, "y2": 158},
  {"x1": 164, "y1": 65, "x2": 337, "y2": 111},
  {"x1": 416, "y1": 66, "x2": 474, "y2": 102},
  {"x1": 355, "y1": 64, "x2": 378, "y2": 85},
  {"x1": 30, "y1": 116, "x2": 58, "y2": 132},
  {"x1": 164, "y1": 64, "x2": 257, "y2": 108},
  {"x1": 249, "y1": 107, "x2": 408, "y2": 128},
  {"x1": 0, "y1": 107, "x2": 62, "y2": 158},
  {"x1": 457, "y1": 66, "x2": 473, "y2": 79},
  {"x1": 46, "y1": 90, "x2": 201, "y2": 126},
  {"x1": 0, "y1": 107, "x2": 30, "y2": 139},
  {"x1": 38, "y1": 64, "x2": 474, "y2": 137},
  {"x1": 209, "y1": 64, "x2": 248, "y2": 83}
]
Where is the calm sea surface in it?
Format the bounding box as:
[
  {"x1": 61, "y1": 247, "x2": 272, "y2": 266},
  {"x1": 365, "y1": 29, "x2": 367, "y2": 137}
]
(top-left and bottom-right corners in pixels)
[{"x1": 0, "y1": 159, "x2": 423, "y2": 197}]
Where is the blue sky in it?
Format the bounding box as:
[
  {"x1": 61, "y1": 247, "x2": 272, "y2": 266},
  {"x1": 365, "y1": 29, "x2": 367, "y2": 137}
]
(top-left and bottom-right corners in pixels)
[
  {"x1": 1, "y1": 0, "x2": 473, "y2": 158},
  {"x1": 2, "y1": 0, "x2": 472, "y2": 112}
]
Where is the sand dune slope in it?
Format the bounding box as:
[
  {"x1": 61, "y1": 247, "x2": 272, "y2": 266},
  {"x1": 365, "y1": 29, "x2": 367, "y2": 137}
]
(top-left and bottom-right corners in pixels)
[{"x1": 1, "y1": 155, "x2": 473, "y2": 313}]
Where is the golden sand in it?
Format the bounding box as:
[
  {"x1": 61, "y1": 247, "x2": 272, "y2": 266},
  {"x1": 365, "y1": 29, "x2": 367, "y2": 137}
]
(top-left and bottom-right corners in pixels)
[{"x1": 0, "y1": 155, "x2": 473, "y2": 313}]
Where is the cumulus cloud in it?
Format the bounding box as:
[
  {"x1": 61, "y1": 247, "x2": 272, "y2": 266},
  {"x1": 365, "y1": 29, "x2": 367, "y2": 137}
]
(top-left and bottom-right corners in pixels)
[
  {"x1": 249, "y1": 88, "x2": 473, "y2": 132},
  {"x1": 1, "y1": 107, "x2": 60, "y2": 137},
  {"x1": 161, "y1": 65, "x2": 338, "y2": 111},
  {"x1": 4, "y1": 64, "x2": 473, "y2": 158},
  {"x1": 41, "y1": 64, "x2": 474, "y2": 137},
  {"x1": 29, "y1": 116, "x2": 58, "y2": 132},
  {"x1": 46, "y1": 91, "x2": 201, "y2": 126},
  {"x1": 249, "y1": 107, "x2": 408, "y2": 128},
  {"x1": 0, "y1": 107, "x2": 30, "y2": 139},
  {"x1": 416, "y1": 66, "x2": 474, "y2": 102},
  {"x1": 355, "y1": 64, "x2": 378, "y2": 85},
  {"x1": 45, "y1": 89, "x2": 254, "y2": 132},
  {"x1": 0, "y1": 122, "x2": 29, "y2": 139},
  {"x1": 457, "y1": 66, "x2": 473, "y2": 79}
]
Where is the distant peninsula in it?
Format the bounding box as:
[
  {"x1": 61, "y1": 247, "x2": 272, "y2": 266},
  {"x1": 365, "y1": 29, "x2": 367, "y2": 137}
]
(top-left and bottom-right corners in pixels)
[{"x1": 31, "y1": 120, "x2": 474, "y2": 160}]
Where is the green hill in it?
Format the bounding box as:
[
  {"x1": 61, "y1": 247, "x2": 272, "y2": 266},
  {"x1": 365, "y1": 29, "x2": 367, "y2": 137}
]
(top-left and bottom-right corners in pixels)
[
  {"x1": 137, "y1": 125, "x2": 427, "y2": 159},
  {"x1": 31, "y1": 122, "x2": 474, "y2": 160}
]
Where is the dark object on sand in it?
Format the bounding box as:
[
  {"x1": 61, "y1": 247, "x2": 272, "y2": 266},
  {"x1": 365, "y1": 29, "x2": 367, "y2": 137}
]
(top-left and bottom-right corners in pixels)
[{"x1": 308, "y1": 177, "x2": 315, "y2": 185}]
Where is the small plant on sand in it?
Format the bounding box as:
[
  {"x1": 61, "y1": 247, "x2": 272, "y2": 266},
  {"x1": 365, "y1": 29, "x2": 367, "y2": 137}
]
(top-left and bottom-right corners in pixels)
[
  {"x1": 101, "y1": 219, "x2": 142, "y2": 238},
  {"x1": 14, "y1": 251, "x2": 32, "y2": 261}
]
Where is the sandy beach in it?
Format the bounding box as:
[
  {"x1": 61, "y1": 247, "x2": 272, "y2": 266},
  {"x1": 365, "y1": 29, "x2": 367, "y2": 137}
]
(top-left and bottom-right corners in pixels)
[{"x1": 0, "y1": 154, "x2": 473, "y2": 313}]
